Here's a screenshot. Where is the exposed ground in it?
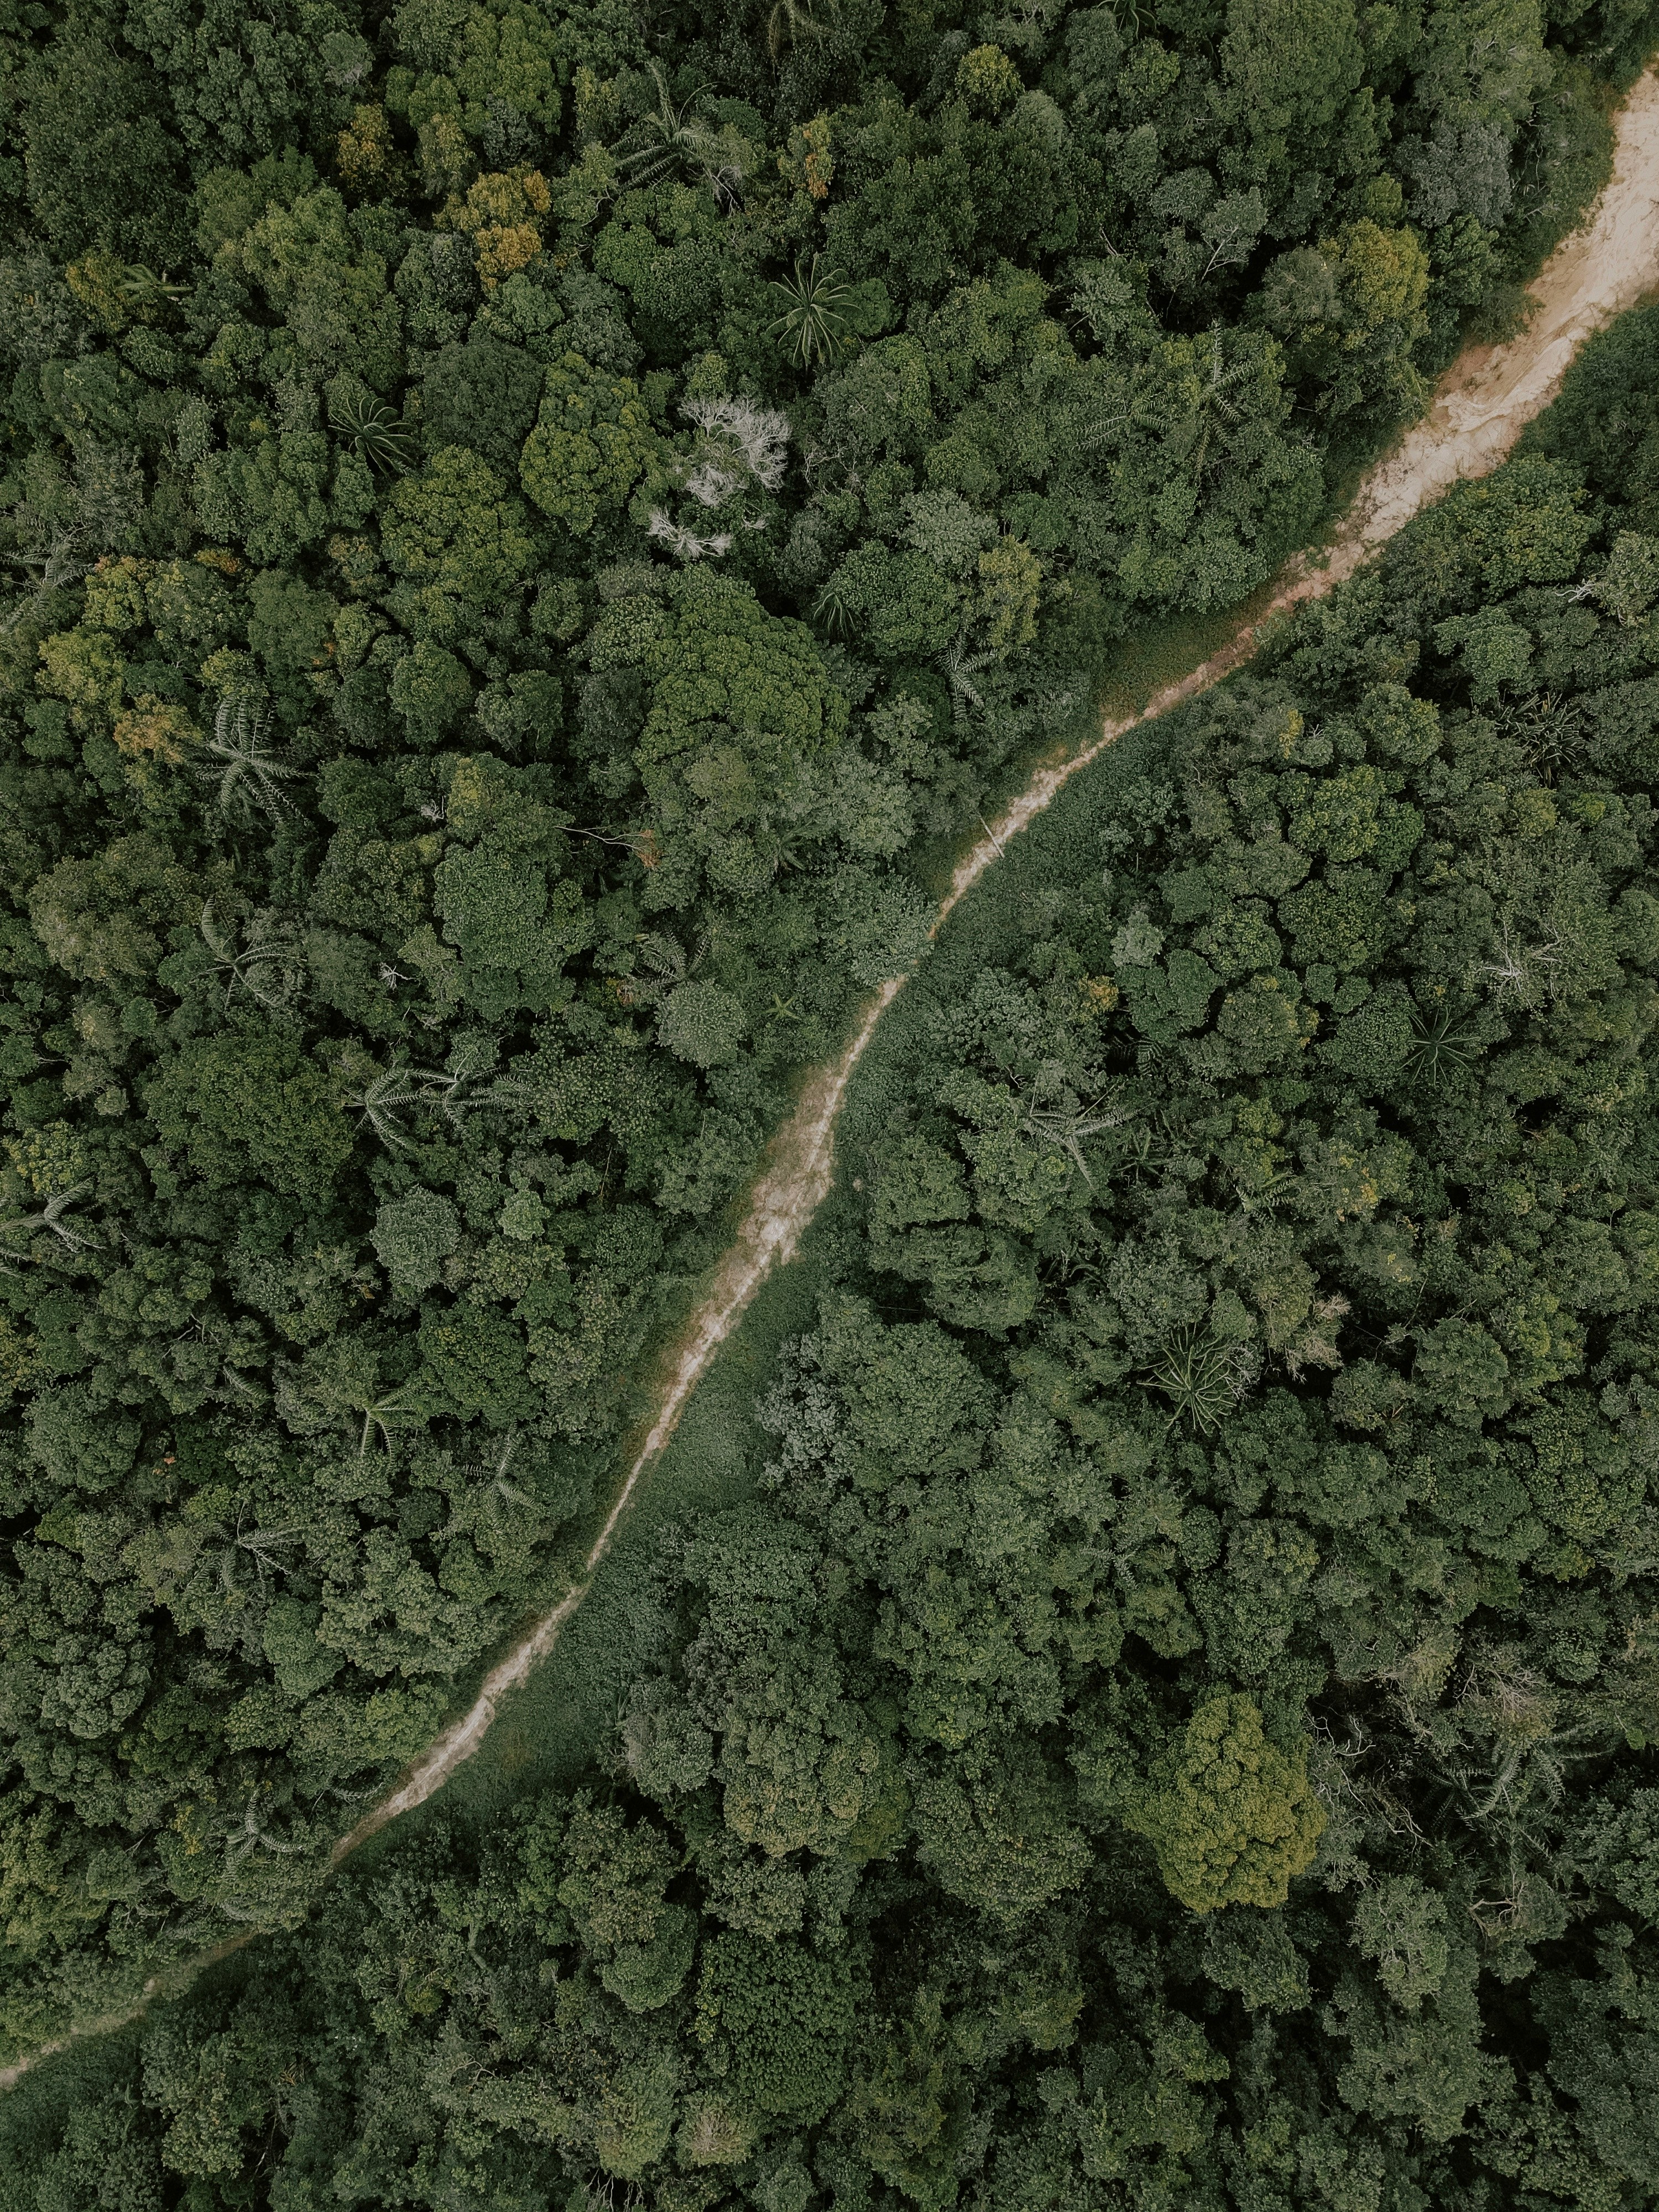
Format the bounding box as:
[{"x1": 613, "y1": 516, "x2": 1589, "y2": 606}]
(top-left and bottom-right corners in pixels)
[
  {"x1": 7, "y1": 60, "x2": 1659, "y2": 2098},
  {"x1": 361, "y1": 65, "x2": 1659, "y2": 1837}
]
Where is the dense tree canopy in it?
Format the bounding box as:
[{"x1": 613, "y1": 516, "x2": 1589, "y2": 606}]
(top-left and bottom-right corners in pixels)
[
  {"x1": 0, "y1": 0, "x2": 1657, "y2": 2189},
  {"x1": 12, "y1": 290, "x2": 1659, "y2": 2212}
]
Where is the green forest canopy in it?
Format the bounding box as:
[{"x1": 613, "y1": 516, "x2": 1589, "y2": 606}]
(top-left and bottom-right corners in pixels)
[
  {"x1": 12, "y1": 276, "x2": 1659, "y2": 2212},
  {"x1": 3, "y1": 0, "x2": 1659, "y2": 2199}
]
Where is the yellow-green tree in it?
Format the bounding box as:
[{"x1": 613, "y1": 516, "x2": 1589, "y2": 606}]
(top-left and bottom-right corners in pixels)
[
  {"x1": 1128, "y1": 1694, "x2": 1324, "y2": 1912},
  {"x1": 519, "y1": 350, "x2": 659, "y2": 533}
]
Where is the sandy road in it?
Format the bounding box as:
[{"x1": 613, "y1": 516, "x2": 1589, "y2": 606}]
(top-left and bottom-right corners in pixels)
[{"x1": 7, "y1": 61, "x2": 1659, "y2": 2099}]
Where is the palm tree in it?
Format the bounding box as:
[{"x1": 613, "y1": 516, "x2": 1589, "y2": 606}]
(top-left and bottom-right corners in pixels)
[
  {"x1": 0, "y1": 1183, "x2": 103, "y2": 1272},
  {"x1": 358, "y1": 1383, "x2": 426, "y2": 1456},
  {"x1": 1143, "y1": 1323, "x2": 1237, "y2": 1436},
  {"x1": 939, "y1": 635, "x2": 998, "y2": 716},
  {"x1": 1088, "y1": 327, "x2": 1254, "y2": 486},
  {"x1": 1020, "y1": 1072, "x2": 1133, "y2": 1191},
  {"x1": 232, "y1": 1518, "x2": 303, "y2": 1585},
  {"x1": 1401, "y1": 1004, "x2": 1481, "y2": 1088},
  {"x1": 608, "y1": 931, "x2": 703, "y2": 1009},
  {"x1": 201, "y1": 700, "x2": 305, "y2": 826},
  {"x1": 812, "y1": 568, "x2": 858, "y2": 634},
  {"x1": 1497, "y1": 689, "x2": 1587, "y2": 781},
  {"x1": 345, "y1": 1056, "x2": 492, "y2": 1149},
  {"x1": 453, "y1": 1432, "x2": 542, "y2": 1541},
  {"x1": 767, "y1": 0, "x2": 833, "y2": 61},
  {"x1": 767, "y1": 256, "x2": 855, "y2": 369},
  {"x1": 345, "y1": 1062, "x2": 433, "y2": 1151},
  {"x1": 116, "y1": 263, "x2": 190, "y2": 313},
  {"x1": 1172, "y1": 327, "x2": 1255, "y2": 483},
  {"x1": 328, "y1": 386, "x2": 417, "y2": 478},
  {"x1": 199, "y1": 902, "x2": 306, "y2": 1010},
  {"x1": 611, "y1": 67, "x2": 746, "y2": 206},
  {"x1": 1, "y1": 535, "x2": 86, "y2": 632}
]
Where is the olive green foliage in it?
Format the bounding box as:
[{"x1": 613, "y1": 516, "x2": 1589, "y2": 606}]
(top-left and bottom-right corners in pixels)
[
  {"x1": 13, "y1": 302, "x2": 1659, "y2": 2210},
  {"x1": 0, "y1": 0, "x2": 1657, "y2": 2182},
  {"x1": 422, "y1": 330, "x2": 543, "y2": 472},
  {"x1": 1125, "y1": 1695, "x2": 1324, "y2": 1911},
  {"x1": 696, "y1": 1932, "x2": 855, "y2": 2119},
  {"x1": 519, "y1": 348, "x2": 659, "y2": 533}
]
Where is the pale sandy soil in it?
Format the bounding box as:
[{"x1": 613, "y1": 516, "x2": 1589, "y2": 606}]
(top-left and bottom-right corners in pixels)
[{"x1": 7, "y1": 61, "x2": 1659, "y2": 2097}]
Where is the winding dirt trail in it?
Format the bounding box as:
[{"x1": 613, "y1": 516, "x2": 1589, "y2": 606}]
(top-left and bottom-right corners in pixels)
[
  {"x1": 7, "y1": 61, "x2": 1659, "y2": 2103},
  {"x1": 336, "y1": 61, "x2": 1659, "y2": 1846}
]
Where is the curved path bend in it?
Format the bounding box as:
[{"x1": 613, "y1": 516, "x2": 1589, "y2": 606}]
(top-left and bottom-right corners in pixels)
[
  {"x1": 7, "y1": 60, "x2": 1659, "y2": 2098},
  {"x1": 347, "y1": 61, "x2": 1659, "y2": 1846}
]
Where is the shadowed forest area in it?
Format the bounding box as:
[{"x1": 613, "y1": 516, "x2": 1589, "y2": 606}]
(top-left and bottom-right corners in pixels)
[{"x1": 3, "y1": 0, "x2": 1659, "y2": 2203}]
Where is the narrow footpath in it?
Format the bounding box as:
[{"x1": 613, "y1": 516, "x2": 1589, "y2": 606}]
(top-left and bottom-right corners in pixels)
[
  {"x1": 345, "y1": 61, "x2": 1659, "y2": 1849},
  {"x1": 7, "y1": 60, "x2": 1659, "y2": 2098}
]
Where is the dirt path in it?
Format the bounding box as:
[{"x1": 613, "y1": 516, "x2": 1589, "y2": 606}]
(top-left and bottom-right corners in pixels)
[
  {"x1": 7, "y1": 61, "x2": 1659, "y2": 2103},
  {"x1": 335, "y1": 63, "x2": 1659, "y2": 1844},
  {"x1": 328, "y1": 983, "x2": 908, "y2": 1856}
]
